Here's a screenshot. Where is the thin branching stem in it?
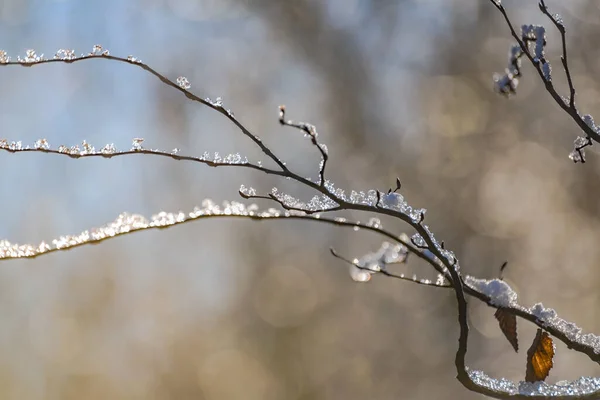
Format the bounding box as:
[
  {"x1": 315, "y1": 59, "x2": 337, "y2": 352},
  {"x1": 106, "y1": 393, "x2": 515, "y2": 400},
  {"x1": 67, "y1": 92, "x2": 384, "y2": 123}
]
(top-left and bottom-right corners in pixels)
[{"x1": 490, "y1": 1, "x2": 600, "y2": 145}]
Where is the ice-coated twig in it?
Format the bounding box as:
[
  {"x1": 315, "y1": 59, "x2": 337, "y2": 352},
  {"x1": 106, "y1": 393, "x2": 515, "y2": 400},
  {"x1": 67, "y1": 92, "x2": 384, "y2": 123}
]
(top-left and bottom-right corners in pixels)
[
  {"x1": 0, "y1": 138, "x2": 282, "y2": 175},
  {"x1": 330, "y1": 245, "x2": 451, "y2": 287},
  {"x1": 278, "y1": 105, "x2": 329, "y2": 186},
  {"x1": 0, "y1": 49, "x2": 290, "y2": 172},
  {"x1": 538, "y1": 0, "x2": 576, "y2": 109},
  {"x1": 489, "y1": 1, "x2": 600, "y2": 153}
]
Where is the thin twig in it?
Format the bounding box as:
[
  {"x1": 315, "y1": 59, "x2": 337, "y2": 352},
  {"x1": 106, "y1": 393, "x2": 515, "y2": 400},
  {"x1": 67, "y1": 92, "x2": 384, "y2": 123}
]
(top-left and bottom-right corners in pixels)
[
  {"x1": 278, "y1": 105, "x2": 329, "y2": 185},
  {"x1": 539, "y1": 0, "x2": 576, "y2": 109},
  {"x1": 0, "y1": 145, "x2": 284, "y2": 176},
  {"x1": 329, "y1": 247, "x2": 451, "y2": 287}
]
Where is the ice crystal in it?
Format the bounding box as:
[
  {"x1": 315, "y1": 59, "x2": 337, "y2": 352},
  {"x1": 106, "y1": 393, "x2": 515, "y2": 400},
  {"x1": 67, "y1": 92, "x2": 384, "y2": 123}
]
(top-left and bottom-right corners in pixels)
[
  {"x1": 91, "y1": 44, "x2": 103, "y2": 55},
  {"x1": 436, "y1": 274, "x2": 447, "y2": 286},
  {"x1": 126, "y1": 55, "x2": 141, "y2": 63},
  {"x1": 349, "y1": 240, "x2": 410, "y2": 282},
  {"x1": 494, "y1": 45, "x2": 522, "y2": 96},
  {"x1": 367, "y1": 217, "x2": 381, "y2": 228},
  {"x1": 101, "y1": 143, "x2": 116, "y2": 155},
  {"x1": 18, "y1": 49, "x2": 43, "y2": 64},
  {"x1": 569, "y1": 149, "x2": 584, "y2": 163},
  {"x1": 541, "y1": 61, "x2": 552, "y2": 81},
  {"x1": 54, "y1": 49, "x2": 76, "y2": 60},
  {"x1": 239, "y1": 185, "x2": 257, "y2": 197},
  {"x1": 131, "y1": 138, "x2": 144, "y2": 151},
  {"x1": 318, "y1": 143, "x2": 328, "y2": 156},
  {"x1": 0, "y1": 50, "x2": 10, "y2": 63},
  {"x1": 177, "y1": 76, "x2": 191, "y2": 90},
  {"x1": 583, "y1": 114, "x2": 598, "y2": 132},
  {"x1": 271, "y1": 188, "x2": 339, "y2": 212},
  {"x1": 569, "y1": 135, "x2": 592, "y2": 163},
  {"x1": 80, "y1": 140, "x2": 95, "y2": 155},
  {"x1": 222, "y1": 153, "x2": 246, "y2": 164},
  {"x1": 34, "y1": 139, "x2": 49, "y2": 150},
  {"x1": 521, "y1": 25, "x2": 546, "y2": 62},
  {"x1": 411, "y1": 233, "x2": 426, "y2": 248},
  {"x1": 8, "y1": 141, "x2": 22, "y2": 151}
]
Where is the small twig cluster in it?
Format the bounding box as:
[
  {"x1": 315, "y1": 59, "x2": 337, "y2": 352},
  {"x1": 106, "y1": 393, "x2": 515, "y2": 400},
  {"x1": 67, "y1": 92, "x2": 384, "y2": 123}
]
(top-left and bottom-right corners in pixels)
[
  {"x1": 1, "y1": 2, "x2": 600, "y2": 397},
  {"x1": 491, "y1": 0, "x2": 596, "y2": 163}
]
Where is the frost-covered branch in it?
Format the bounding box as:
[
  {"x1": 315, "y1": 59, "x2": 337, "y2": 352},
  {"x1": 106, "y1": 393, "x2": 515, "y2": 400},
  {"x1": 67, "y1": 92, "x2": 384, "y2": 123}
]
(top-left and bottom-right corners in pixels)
[
  {"x1": 0, "y1": 138, "x2": 284, "y2": 176},
  {"x1": 2, "y1": 44, "x2": 600, "y2": 398},
  {"x1": 489, "y1": 1, "x2": 597, "y2": 163}
]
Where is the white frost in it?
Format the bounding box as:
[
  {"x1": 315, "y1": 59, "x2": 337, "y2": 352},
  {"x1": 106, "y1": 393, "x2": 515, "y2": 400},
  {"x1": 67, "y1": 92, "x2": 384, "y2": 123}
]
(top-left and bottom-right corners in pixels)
[
  {"x1": 468, "y1": 369, "x2": 600, "y2": 397},
  {"x1": 463, "y1": 276, "x2": 517, "y2": 307}
]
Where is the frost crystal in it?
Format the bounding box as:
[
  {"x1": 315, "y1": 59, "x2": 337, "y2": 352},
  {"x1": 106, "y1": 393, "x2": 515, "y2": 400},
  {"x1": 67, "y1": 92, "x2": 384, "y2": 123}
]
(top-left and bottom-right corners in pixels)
[
  {"x1": 493, "y1": 45, "x2": 522, "y2": 96},
  {"x1": 349, "y1": 240, "x2": 410, "y2": 282},
  {"x1": 177, "y1": 76, "x2": 191, "y2": 90},
  {"x1": 318, "y1": 143, "x2": 328, "y2": 156},
  {"x1": 239, "y1": 185, "x2": 257, "y2": 197},
  {"x1": 271, "y1": 187, "x2": 338, "y2": 212},
  {"x1": 18, "y1": 49, "x2": 43, "y2": 63},
  {"x1": 126, "y1": 55, "x2": 141, "y2": 63},
  {"x1": 0, "y1": 50, "x2": 10, "y2": 63},
  {"x1": 91, "y1": 44, "x2": 103, "y2": 55},
  {"x1": 464, "y1": 276, "x2": 517, "y2": 307},
  {"x1": 54, "y1": 49, "x2": 76, "y2": 60},
  {"x1": 569, "y1": 135, "x2": 592, "y2": 163},
  {"x1": 101, "y1": 143, "x2": 116, "y2": 155},
  {"x1": 131, "y1": 138, "x2": 144, "y2": 151},
  {"x1": 541, "y1": 61, "x2": 551, "y2": 81},
  {"x1": 34, "y1": 139, "x2": 49, "y2": 150},
  {"x1": 80, "y1": 140, "x2": 95, "y2": 155},
  {"x1": 521, "y1": 25, "x2": 546, "y2": 63}
]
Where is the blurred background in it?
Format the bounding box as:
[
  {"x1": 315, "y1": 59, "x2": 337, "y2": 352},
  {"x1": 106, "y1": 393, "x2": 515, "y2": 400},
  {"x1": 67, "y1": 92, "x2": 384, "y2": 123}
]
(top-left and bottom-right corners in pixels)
[{"x1": 1, "y1": 0, "x2": 600, "y2": 398}]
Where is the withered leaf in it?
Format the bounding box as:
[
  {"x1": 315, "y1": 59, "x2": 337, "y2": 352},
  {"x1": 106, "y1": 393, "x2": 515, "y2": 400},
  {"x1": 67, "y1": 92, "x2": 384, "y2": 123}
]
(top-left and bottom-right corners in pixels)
[
  {"x1": 525, "y1": 328, "x2": 555, "y2": 382},
  {"x1": 494, "y1": 308, "x2": 518, "y2": 352}
]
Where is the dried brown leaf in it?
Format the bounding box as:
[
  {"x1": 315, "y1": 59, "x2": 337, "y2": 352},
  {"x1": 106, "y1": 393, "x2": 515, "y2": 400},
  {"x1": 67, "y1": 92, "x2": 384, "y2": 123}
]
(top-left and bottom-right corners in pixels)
[
  {"x1": 494, "y1": 308, "x2": 518, "y2": 352},
  {"x1": 525, "y1": 329, "x2": 554, "y2": 382}
]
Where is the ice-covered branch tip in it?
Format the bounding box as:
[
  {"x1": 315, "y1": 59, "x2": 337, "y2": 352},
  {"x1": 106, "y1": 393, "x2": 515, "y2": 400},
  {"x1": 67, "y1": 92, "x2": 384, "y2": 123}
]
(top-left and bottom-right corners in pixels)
[{"x1": 278, "y1": 105, "x2": 329, "y2": 185}]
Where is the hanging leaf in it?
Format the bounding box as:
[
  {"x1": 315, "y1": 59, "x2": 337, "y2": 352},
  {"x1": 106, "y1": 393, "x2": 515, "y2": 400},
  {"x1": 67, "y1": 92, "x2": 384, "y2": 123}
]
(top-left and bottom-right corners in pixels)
[
  {"x1": 494, "y1": 308, "x2": 518, "y2": 352},
  {"x1": 525, "y1": 329, "x2": 555, "y2": 382}
]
